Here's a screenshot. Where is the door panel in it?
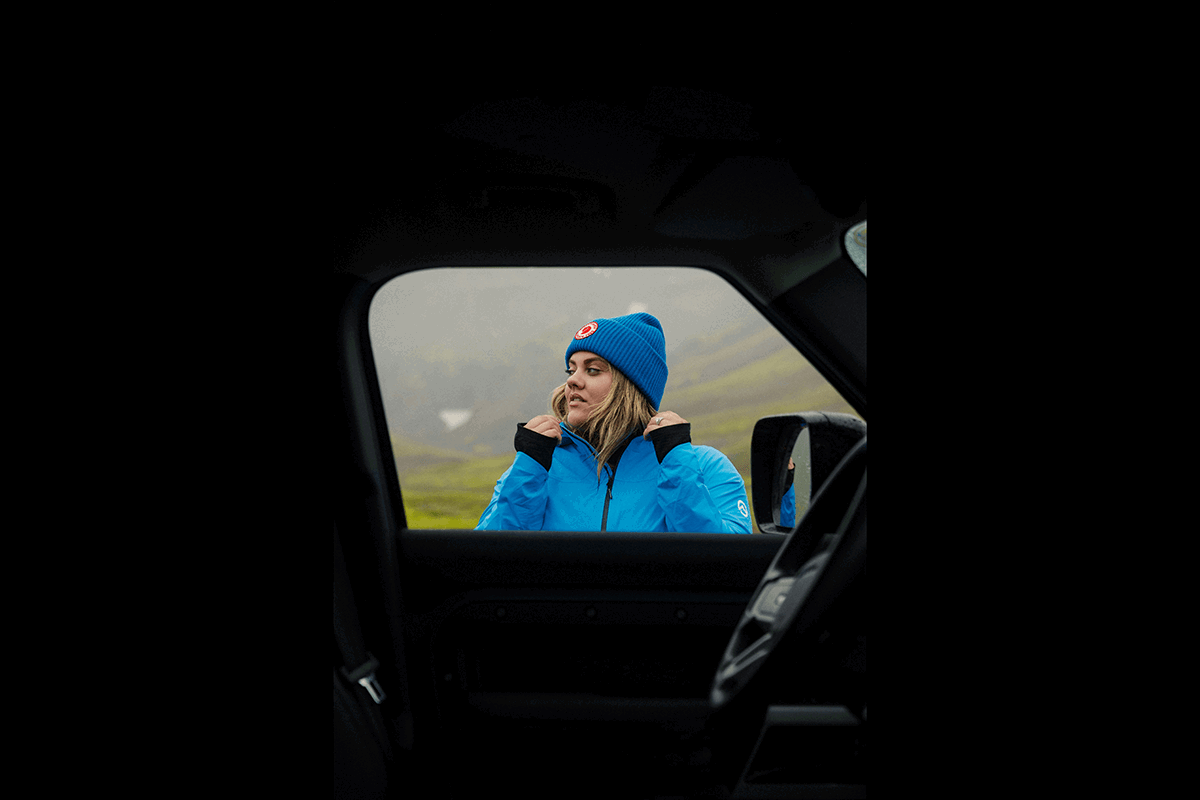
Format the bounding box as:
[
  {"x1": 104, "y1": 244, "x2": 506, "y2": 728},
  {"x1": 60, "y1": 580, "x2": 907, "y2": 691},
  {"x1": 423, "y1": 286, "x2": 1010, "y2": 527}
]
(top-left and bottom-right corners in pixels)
[
  {"x1": 396, "y1": 530, "x2": 785, "y2": 797},
  {"x1": 400, "y1": 530, "x2": 784, "y2": 597}
]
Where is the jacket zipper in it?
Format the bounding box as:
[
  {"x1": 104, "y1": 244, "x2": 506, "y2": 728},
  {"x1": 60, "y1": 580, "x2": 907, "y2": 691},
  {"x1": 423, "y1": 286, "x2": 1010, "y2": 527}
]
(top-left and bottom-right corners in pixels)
[
  {"x1": 562, "y1": 427, "x2": 632, "y2": 533},
  {"x1": 601, "y1": 466, "x2": 615, "y2": 532},
  {"x1": 600, "y1": 432, "x2": 637, "y2": 532}
]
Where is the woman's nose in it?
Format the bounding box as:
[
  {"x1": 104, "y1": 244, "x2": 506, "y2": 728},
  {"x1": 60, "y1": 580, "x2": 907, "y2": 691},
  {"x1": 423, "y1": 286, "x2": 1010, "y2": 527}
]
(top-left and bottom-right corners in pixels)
[{"x1": 567, "y1": 372, "x2": 583, "y2": 389}]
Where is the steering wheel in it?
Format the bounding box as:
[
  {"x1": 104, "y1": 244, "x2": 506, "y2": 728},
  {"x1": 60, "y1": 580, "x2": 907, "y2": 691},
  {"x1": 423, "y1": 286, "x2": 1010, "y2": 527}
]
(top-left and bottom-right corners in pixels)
[{"x1": 711, "y1": 437, "x2": 867, "y2": 709}]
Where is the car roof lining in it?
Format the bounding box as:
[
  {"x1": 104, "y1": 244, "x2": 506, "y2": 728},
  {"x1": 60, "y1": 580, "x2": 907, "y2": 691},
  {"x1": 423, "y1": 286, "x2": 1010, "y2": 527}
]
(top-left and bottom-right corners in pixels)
[
  {"x1": 331, "y1": 84, "x2": 866, "y2": 412},
  {"x1": 333, "y1": 88, "x2": 862, "y2": 269}
]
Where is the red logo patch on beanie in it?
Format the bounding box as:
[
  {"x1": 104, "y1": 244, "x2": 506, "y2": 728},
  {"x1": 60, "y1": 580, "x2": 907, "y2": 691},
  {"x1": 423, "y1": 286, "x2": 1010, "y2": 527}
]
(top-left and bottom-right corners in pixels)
[{"x1": 574, "y1": 321, "x2": 598, "y2": 340}]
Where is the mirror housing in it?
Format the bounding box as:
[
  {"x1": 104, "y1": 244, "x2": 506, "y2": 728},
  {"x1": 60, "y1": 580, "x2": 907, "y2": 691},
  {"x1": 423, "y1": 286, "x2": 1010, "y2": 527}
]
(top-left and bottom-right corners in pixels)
[{"x1": 751, "y1": 412, "x2": 867, "y2": 534}]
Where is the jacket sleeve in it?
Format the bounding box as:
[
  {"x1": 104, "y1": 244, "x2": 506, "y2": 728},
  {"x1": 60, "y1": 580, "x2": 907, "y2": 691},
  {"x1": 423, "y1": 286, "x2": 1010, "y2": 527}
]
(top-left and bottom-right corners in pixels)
[
  {"x1": 656, "y1": 444, "x2": 752, "y2": 534},
  {"x1": 475, "y1": 452, "x2": 550, "y2": 530}
]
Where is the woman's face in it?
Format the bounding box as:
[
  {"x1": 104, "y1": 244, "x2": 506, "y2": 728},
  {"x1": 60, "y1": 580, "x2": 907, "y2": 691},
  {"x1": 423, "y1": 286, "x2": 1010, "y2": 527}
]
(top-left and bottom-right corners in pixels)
[{"x1": 565, "y1": 351, "x2": 614, "y2": 427}]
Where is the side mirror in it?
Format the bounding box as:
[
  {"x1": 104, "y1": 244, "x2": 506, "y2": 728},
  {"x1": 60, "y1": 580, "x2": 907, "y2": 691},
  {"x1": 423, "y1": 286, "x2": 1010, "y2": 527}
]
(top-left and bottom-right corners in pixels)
[{"x1": 751, "y1": 412, "x2": 867, "y2": 534}]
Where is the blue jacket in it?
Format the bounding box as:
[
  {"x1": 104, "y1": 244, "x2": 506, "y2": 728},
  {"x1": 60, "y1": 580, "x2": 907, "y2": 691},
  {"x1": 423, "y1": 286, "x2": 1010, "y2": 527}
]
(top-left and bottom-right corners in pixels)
[
  {"x1": 781, "y1": 483, "x2": 796, "y2": 529},
  {"x1": 476, "y1": 424, "x2": 752, "y2": 533}
]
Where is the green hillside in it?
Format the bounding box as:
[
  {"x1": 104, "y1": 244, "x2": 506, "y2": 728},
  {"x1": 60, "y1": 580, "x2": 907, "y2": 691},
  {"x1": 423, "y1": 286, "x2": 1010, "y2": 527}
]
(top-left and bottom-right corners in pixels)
[{"x1": 391, "y1": 434, "x2": 512, "y2": 528}]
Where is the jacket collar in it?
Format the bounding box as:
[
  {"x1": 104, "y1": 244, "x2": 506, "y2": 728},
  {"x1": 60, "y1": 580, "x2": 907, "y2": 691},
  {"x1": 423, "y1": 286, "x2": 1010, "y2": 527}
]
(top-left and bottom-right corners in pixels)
[{"x1": 558, "y1": 424, "x2": 640, "y2": 463}]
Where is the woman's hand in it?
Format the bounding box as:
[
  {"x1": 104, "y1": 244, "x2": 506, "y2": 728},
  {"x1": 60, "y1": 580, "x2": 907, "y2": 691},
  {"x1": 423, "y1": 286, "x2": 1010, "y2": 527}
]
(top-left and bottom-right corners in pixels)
[
  {"x1": 524, "y1": 414, "x2": 563, "y2": 442},
  {"x1": 642, "y1": 410, "x2": 688, "y2": 439}
]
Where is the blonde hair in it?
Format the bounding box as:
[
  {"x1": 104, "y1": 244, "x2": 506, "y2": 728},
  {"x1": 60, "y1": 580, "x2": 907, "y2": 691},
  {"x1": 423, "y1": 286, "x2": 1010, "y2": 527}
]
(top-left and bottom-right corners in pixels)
[{"x1": 550, "y1": 366, "x2": 657, "y2": 481}]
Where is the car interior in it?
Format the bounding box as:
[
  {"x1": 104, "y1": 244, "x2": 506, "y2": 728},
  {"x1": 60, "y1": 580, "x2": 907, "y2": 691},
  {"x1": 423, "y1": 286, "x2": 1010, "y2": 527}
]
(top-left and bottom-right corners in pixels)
[{"x1": 333, "y1": 84, "x2": 866, "y2": 800}]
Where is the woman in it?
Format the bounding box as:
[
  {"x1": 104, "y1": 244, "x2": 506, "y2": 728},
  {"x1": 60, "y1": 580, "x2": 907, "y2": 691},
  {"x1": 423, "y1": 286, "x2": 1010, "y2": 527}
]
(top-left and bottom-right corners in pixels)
[{"x1": 476, "y1": 312, "x2": 751, "y2": 533}]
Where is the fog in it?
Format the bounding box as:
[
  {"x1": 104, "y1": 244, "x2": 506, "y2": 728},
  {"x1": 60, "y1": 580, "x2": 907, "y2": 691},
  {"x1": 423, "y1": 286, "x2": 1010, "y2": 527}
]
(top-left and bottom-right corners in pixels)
[{"x1": 368, "y1": 267, "x2": 758, "y2": 359}]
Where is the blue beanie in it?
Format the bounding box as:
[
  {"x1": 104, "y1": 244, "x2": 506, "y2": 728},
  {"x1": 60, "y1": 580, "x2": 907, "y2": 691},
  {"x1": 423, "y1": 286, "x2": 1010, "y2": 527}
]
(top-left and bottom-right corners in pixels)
[{"x1": 565, "y1": 313, "x2": 668, "y2": 409}]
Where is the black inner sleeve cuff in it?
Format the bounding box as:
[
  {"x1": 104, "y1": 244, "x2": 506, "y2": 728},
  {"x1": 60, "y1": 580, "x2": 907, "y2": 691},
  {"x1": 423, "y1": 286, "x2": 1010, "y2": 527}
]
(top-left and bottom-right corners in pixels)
[
  {"x1": 785, "y1": 466, "x2": 795, "y2": 490},
  {"x1": 515, "y1": 423, "x2": 556, "y2": 472},
  {"x1": 646, "y1": 423, "x2": 691, "y2": 463}
]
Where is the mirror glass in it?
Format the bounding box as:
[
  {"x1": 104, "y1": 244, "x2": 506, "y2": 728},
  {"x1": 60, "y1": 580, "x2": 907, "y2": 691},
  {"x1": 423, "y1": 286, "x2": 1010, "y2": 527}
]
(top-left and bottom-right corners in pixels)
[
  {"x1": 777, "y1": 424, "x2": 816, "y2": 532},
  {"x1": 781, "y1": 426, "x2": 812, "y2": 528}
]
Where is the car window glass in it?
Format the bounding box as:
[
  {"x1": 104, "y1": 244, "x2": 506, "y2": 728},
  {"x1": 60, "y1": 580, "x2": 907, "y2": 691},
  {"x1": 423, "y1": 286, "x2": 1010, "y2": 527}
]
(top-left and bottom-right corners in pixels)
[{"x1": 368, "y1": 267, "x2": 858, "y2": 531}]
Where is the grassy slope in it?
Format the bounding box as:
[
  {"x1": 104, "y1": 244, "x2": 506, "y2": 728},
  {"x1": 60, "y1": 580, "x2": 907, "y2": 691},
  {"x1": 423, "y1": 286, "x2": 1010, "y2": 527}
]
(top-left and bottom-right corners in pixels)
[{"x1": 391, "y1": 433, "x2": 514, "y2": 528}]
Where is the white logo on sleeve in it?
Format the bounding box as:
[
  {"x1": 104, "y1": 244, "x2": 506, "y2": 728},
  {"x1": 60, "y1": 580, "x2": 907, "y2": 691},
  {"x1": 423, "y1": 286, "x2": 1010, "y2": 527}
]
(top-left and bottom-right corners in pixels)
[{"x1": 738, "y1": 500, "x2": 748, "y2": 517}]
